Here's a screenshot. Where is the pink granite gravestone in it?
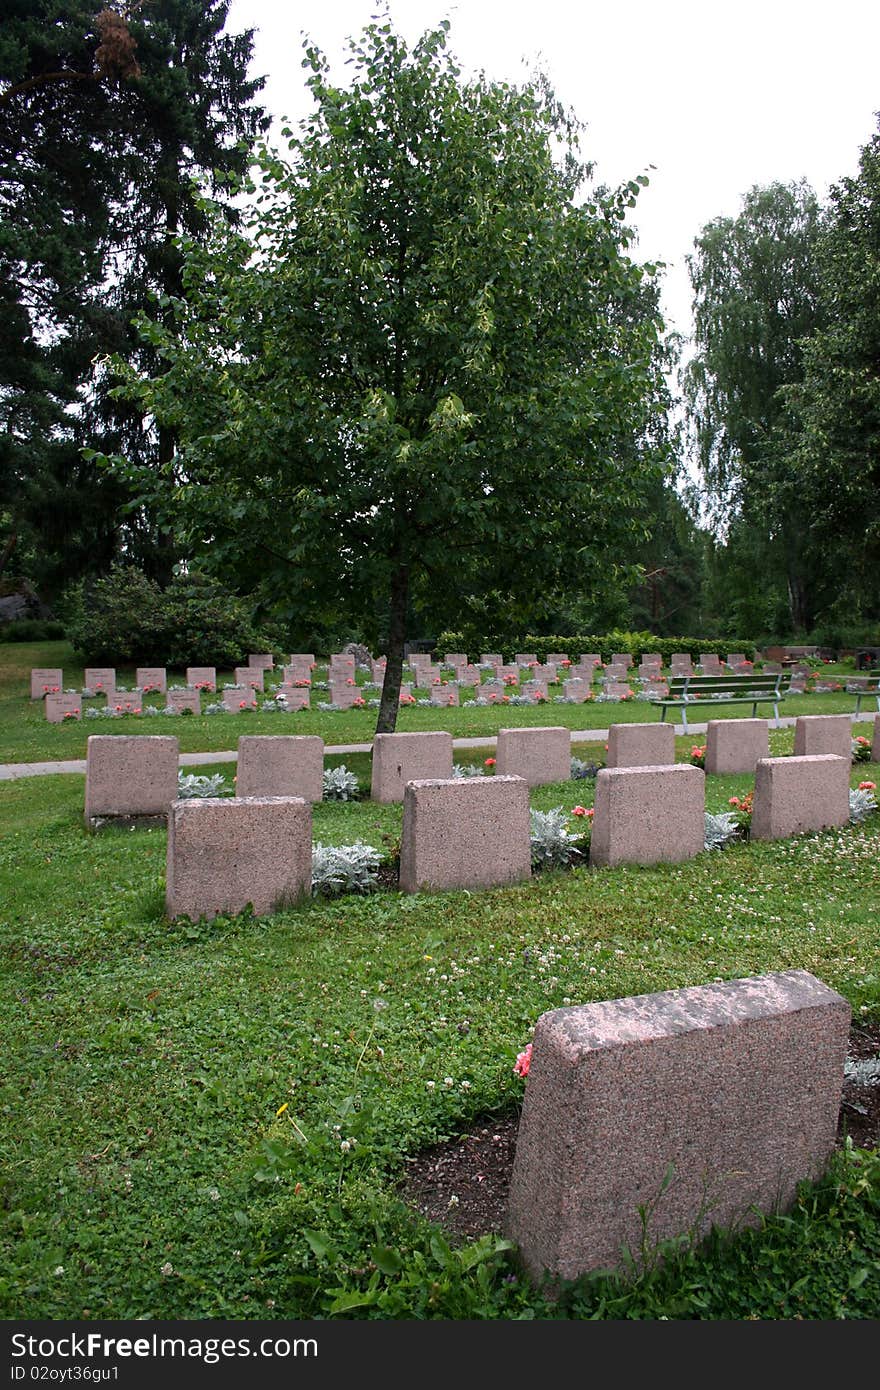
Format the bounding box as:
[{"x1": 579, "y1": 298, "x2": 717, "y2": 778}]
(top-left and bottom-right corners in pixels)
[
  {"x1": 83, "y1": 668, "x2": 115, "y2": 694},
  {"x1": 136, "y1": 667, "x2": 167, "y2": 694},
  {"x1": 30, "y1": 668, "x2": 63, "y2": 700},
  {"x1": 235, "y1": 667, "x2": 264, "y2": 690},
  {"x1": 371, "y1": 731, "x2": 454, "y2": 803},
  {"x1": 590, "y1": 764, "x2": 704, "y2": 867},
  {"x1": 247, "y1": 653, "x2": 274, "y2": 670},
  {"x1": 166, "y1": 796, "x2": 311, "y2": 919},
  {"x1": 430, "y1": 684, "x2": 459, "y2": 705},
  {"x1": 236, "y1": 735, "x2": 324, "y2": 801},
  {"x1": 751, "y1": 754, "x2": 850, "y2": 840},
  {"x1": 85, "y1": 734, "x2": 178, "y2": 825},
  {"x1": 275, "y1": 686, "x2": 310, "y2": 710},
  {"x1": 45, "y1": 693, "x2": 81, "y2": 723},
  {"x1": 399, "y1": 775, "x2": 531, "y2": 892},
  {"x1": 704, "y1": 718, "x2": 769, "y2": 775},
  {"x1": 495, "y1": 727, "x2": 570, "y2": 786},
  {"x1": 606, "y1": 722, "x2": 675, "y2": 768},
  {"x1": 222, "y1": 689, "x2": 257, "y2": 713},
  {"x1": 506, "y1": 970, "x2": 849, "y2": 1283},
  {"x1": 186, "y1": 667, "x2": 216, "y2": 691},
  {"x1": 166, "y1": 689, "x2": 201, "y2": 715},
  {"x1": 793, "y1": 715, "x2": 853, "y2": 760}
]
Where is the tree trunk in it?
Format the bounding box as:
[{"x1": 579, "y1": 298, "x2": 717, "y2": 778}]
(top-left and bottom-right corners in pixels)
[
  {"x1": 0, "y1": 530, "x2": 18, "y2": 579},
  {"x1": 375, "y1": 565, "x2": 409, "y2": 734}
]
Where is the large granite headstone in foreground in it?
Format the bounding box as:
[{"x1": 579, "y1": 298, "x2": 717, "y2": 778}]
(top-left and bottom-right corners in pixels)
[
  {"x1": 506, "y1": 970, "x2": 849, "y2": 1284},
  {"x1": 166, "y1": 796, "x2": 311, "y2": 920}
]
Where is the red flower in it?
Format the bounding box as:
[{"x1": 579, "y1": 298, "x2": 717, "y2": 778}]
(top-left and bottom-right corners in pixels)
[
  {"x1": 572, "y1": 805, "x2": 588, "y2": 817},
  {"x1": 859, "y1": 780, "x2": 876, "y2": 791},
  {"x1": 484, "y1": 757, "x2": 496, "y2": 767}
]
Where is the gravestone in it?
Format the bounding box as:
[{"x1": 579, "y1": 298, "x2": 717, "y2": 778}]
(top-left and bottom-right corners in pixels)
[
  {"x1": 495, "y1": 726, "x2": 569, "y2": 786},
  {"x1": 166, "y1": 689, "x2": 201, "y2": 716},
  {"x1": 751, "y1": 755, "x2": 850, "y2": 840},
  {"x1": 85, "y1": 734, "x2": 178, "y2": 826},
  {"x1": 236, "y1": 735, "x2": 324, "y2": 801},
  {"x1": 166, "y1": 796, "x2": 311, "y2": 919},
  {"x1": 275, "y1": 686, "x2": 310, "y2": 710},
  {"x1": 247, "y1": 653, "x2": 274, "y2": 670},
  {"x1": 605, "y1": 722, "x2": 675, "y2": 768},
  {"x1": 235, "y1": 667, "x2": 264, "y2": 690},
  {"x1": 704, "y1": 718, "x2": 769, "y2": 774},
  {"x1": 590, "y1": 764, "x2": 704, "y2": 867},
  {"x1": 793, "y1": 714, "x2": 853, "y2": 760},
  {"x1": 30, "y1": 668, "x2": 63, "y2": 700},
  {"x1": 370, "y1": 731, "x2": 454, "y2": 803},
  {"x1": 83, "y1": 668, "x2": 115, "y2": 694},
  {"x1": 186, "y1": 667, "x2": 216, "y2": 690},
  {"x1": 222, "y1": 689, "x2": 257, "y2": 713},
  {"x1": 104, "y1": 691, "x2": 142, "y2": 714},
  {"x1": 506, "y1": 971, "x2": 849, "y2": 1283},
  {"x1": 45, "y1": 693, "x2": 82, "y2": 723},
  {"x1": 136, "y1": 667, "x2": 167, "y2": 694},
  {"x1": 399, "y1": 776, "x2": 531, "y2": 892},
  {"x1": 430, "y1": 685, "x2": 459, "y2": 706}
]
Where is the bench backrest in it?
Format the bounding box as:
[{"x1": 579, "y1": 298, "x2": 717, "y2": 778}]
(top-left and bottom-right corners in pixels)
[{"x1": 666, "y1": 673, "x2": 791, "y2": 698}]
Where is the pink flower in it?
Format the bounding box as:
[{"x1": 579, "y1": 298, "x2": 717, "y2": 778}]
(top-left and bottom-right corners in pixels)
[
  {"x1": 859, "y1": 781, "x2": 876, "y2": 791},
  {"x1": 513, "y1": 1043, "x2": 533, "y2": 1078},
  {"x1": 572, "y1": 805, "x2": 588, "y2": 817},
  {"x1": 484, "y1": 757, "x2": 496, "y2": 767}
]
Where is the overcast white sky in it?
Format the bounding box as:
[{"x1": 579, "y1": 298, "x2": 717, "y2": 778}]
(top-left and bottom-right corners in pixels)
[{"x1": 225, "y1": 0, "x2": 880, "y2": 342}]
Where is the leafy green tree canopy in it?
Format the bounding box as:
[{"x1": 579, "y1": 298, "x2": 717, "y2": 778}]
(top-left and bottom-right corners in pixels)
[
  {"x1": 684, "y1": 181, "x2": 824, "y2": 629},
  {"x1": 102, "y1": 17, "x2": 668, "y2": 728}
]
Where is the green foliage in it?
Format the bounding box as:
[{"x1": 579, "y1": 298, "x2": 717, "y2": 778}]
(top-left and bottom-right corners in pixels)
[
  {"x1": 0, "y1": 619, "x2": 65, "y2": 643},
  {"x1": 311, "y1": 841, "x2": 383, "y2": 897},
  {"x1": 322, "y1": 765, "x2": 361, "y2": 801},
  {"x1": 61, "y1": 566, "x2": 280, "y2": 665},
  {"x1": 0, "y1": 1, "x2": 268, "y2": 598},
  {"x1": 685, "y1": 181, "x2": 824, "y2": 631},
  {"x1": 780, "y1": 119, "x2": 880, "y2": 631},
  {"x1": 101, "y1": 16, "x2": 669, "y2": 734}
]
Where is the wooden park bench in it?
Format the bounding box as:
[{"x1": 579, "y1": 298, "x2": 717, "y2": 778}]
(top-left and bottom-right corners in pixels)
[{"x1": 648, "y1": 672, "x2": 791, "y2": 734}]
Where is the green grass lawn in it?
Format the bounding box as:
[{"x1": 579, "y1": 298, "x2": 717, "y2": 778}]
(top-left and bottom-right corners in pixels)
[
  {"x1": 1, "y1": 642, "x2": 875, "y2": 763},
  {"x1": 1, "y1": 735, "x2": 879, "y2": 1319}
]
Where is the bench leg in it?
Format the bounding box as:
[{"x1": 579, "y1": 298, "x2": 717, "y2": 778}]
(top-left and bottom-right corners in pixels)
[
  {"x1": 681, "y1": 707, "x2": 688, "y2": 734},
  {"x1": 773, "y1": 701, "x2": 779, "y2": 727}
]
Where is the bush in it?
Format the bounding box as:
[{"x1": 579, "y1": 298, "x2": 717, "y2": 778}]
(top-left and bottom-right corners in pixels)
[
  {"x1": 0, "y1": 619, "x2": 66, "y2": 643},
  {"x1": 529, "y1": 807, "x2": 583, "y2": 871},
  {"x1": 311, "y1": 842, "x2": 382, "y2": 896},
  {"x1": 61, "y1": 566, "x2": 281, "y2": 666},
  {"x1": 322, "y1": 765, "x2": 361, "y2": 801}
]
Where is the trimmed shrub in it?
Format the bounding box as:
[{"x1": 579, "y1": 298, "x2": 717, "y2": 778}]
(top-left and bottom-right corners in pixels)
[{"x1": 61, "y1": 566, "x2": 281, "y2": 666}]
